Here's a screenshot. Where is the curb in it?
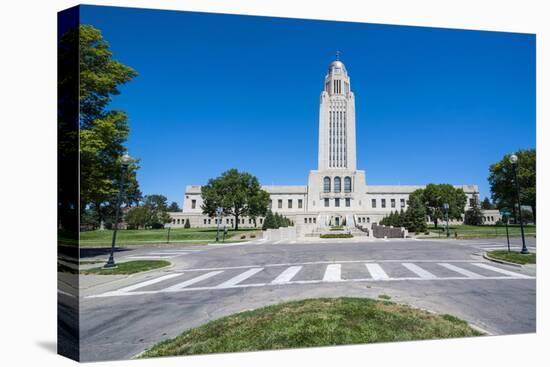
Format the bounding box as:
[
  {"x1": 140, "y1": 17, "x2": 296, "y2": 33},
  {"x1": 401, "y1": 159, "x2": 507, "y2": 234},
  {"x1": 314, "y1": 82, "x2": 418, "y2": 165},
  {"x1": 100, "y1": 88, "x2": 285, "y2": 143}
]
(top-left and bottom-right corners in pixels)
[
  {"x1": 78, "y1": 262, "x2": 175, "y2": 290},
  {"x1": 482, "y1": 252, "x2": 523, "y2": 268}
]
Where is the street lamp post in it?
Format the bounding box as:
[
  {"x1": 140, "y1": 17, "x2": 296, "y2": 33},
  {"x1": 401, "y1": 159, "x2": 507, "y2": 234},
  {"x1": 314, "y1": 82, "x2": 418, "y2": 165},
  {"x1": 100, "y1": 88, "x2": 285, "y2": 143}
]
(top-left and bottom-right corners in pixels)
[
  {"x1": 105, "y1": 152, "x2": 132, "y2": 268},
  {"x1": 509, "y1": 154, "x2": 528, "y2": 254},
  {"x1": 215, "y1": 207, "x2": 223, "y2": 242},
  {"x1": 443, "y1": 203, "x2": 450, "y2": 238},
  {"x1": 166, "y1": 225, "x2": 171, "y2": 244}
]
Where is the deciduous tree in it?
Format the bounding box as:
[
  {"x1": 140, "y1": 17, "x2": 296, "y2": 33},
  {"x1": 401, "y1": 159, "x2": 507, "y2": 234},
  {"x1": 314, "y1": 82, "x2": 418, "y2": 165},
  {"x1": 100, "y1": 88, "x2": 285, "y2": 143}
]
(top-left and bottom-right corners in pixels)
[
  {"x1": 201, "y1": 169, "x2": 269, "y2": 230},
  {"x1": 488, "y1": 149, "x2": 536, "y2": 223}
]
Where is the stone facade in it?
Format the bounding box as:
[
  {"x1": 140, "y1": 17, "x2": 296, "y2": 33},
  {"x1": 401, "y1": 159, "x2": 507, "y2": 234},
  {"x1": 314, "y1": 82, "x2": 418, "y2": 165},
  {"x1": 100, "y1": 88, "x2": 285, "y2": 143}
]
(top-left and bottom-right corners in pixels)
[{"x1": 169, "y1": 56, "x2": 499, "y2": 230}]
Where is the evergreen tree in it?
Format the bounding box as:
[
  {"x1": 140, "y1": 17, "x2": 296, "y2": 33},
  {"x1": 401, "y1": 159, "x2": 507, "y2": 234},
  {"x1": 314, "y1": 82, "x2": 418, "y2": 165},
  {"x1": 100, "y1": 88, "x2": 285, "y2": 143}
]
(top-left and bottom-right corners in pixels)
[
  {"x1": 464, "y1": 195, "x2": 483, "y2": 225},
  {"x1": 184, "y1": 218, "x2": 191, "y2": 228},
  {"x1": 262, "y1": 210, "x2": 275, "y2": 230},
  {"x1": 398, "y1": 209, "x2": 406, "y2": 228},
  {"x1": 405, "y1": 195, "x2": 427, "y2": 233},
  {"x1": 481, "y1": 197, "x2": 494, "y2": 210}
]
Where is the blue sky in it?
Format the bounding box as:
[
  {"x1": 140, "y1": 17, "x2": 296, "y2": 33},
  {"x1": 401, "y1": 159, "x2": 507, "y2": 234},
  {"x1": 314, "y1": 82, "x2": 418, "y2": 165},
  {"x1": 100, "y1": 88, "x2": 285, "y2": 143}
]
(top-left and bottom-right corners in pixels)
[{"x1": 80, "y1": 5, "x2": 536, "y2": 206}]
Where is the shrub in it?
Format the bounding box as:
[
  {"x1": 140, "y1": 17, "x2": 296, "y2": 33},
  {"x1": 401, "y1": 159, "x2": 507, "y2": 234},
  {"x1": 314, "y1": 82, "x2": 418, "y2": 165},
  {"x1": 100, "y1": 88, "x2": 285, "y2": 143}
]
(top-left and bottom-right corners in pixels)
[
  {"x1": 320, "y1": 233, "x2": 353, "y2": 239},
  {"x1": 184, "y1": 218, "x2": 191, "y2": 228},
  {"x1": 250, "y1": 234, "x2": 256, "y2": 238},
  {"x1": 240, "y1": 235, "x2": 246, "y2": 239}
]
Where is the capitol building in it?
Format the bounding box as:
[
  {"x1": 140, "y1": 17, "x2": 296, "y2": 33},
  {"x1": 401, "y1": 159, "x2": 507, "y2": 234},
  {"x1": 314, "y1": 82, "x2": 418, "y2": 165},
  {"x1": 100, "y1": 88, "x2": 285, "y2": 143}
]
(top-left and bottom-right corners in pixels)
[{"x1": 169, "y1": 55, "x2": 496, "y2": 230}]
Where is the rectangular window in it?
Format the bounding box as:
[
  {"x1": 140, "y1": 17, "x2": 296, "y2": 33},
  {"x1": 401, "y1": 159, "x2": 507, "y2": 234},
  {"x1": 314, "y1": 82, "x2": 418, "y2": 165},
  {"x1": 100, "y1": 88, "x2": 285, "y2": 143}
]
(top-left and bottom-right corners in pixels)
[
  {"x1": 400, "y1": 199, "x2": 405, "y2": 208},
  {"x1": 288, "y1": 199, "x2": 293, "y2": 209},
  {"x1": 324, "y1": 198, "x2": 330, "y2": 207},
  {"x1": 226, "y1": 219, "x2": 229, "y2": 224},
  {"x1": 191, "y1": 200, "x2": 196, "y2": 209},
  {"x1": 371, "y1": 199, "x2": 377, "y2": 208},
  {"x1": 260, "y1": 218, "x2": 263, "y2": 224},
  {"x1": 278, "y1": 199, "x2": 283, "y2": 209},
  {"x1": 203, "y1": 219, "x2": 207, "y2": 224},
  {"x1": 335, "y1": 198, "x2": 340, "y2": 207},
  {"x1": 367, "y1": 217, "x2": 370, "y2": 223},
  {"x1": 469, "y1": 198, "x2": 475, "y2": 207},
  {"x1": 208, "y1": 219, "x2": 211, "y2": 224},
  {"x1": 313, "y1": 218, "x2": 316, "y2": 223},
  {"x1": 298, "y1": 199, "x2": 303, "y2": 209},
  {"x1": 304, "y1": 218, "x2": 308, "y2": 224},
  {"x1": 270, "y1": 200, "x2": 273, "y2": 209},
  {"x1": 381, "y1": 199, "x2": 386, "y2": 208},
  {"x1": 391, "y1": 199, "x2": 396, "y2": 208},
  {"x1": 345, "y1": 198, "x2": 351, "y2": 207}
]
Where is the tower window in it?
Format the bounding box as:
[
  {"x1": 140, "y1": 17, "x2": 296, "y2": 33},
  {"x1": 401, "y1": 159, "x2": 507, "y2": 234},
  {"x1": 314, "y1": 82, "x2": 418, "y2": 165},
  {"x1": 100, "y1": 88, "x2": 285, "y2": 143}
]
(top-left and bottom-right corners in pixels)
[
  {"x1": 191, "y1": 200, "x2": 196, "y2": 209},
  {"x1": 324, "y1": 198, "x2": 330, "y2": 207},
  {"x1": 400, "y1": 199, "x2": 405, "y2": 208},
  {"x1": 288, "y1": 199, "x2": 293, "y2": 209},
  {"x1": 323, "y1": 177, "x2": 331, "y2": 193},
  {"x1": 278, "y1": 199, "x2": 282, "y2": 209},
  {"x1": 344, "y1": 176, "x2": 352, "y2": 192},
  {"x1": 371, "y1": 199, "x2": 377, "y2": 208},
  {"x1": 391, "y1": 199, "x2": 396, "y2": 208},
  {"x1": 335, "y1": 198, "x2": 340, "y2": 207},
  {"x1": 345, "y1": 198, "x2": 351, "y2": 207},
  {"x1": 298, "y1": 199, "x2": 303, "y2": 209},
  {"x1": 334, "y1": 177, "x2": 341, "y2": 193},
  {"x1": 381, "y1": 199, "x2": 386, "y2": 208}
]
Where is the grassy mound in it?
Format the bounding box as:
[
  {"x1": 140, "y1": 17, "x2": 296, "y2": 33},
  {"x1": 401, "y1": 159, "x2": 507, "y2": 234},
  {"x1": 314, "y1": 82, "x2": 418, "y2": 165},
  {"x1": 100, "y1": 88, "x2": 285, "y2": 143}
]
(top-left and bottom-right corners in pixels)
[
  {"x1": 487, "y1": 250, "x2": 536, "y2": 265},
  {"x1": 141, "y1": 297, "x2": 482, "y2": 357}
]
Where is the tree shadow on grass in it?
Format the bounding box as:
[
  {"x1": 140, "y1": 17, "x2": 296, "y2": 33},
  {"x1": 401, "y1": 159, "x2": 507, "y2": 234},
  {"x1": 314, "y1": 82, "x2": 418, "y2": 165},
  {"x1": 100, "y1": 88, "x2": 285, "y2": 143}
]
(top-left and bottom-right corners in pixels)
[{"x1": 79, "y1": 247, "x2": 131, "y2": 259}]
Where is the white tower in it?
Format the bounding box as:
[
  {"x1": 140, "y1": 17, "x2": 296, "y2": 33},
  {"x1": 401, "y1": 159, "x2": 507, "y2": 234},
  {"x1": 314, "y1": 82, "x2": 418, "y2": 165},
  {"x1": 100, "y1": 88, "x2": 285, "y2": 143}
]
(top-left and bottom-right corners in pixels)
[
  {"x1": 318, "y1": 52, "x2": 357, "y2": 171},
  {"x1": 307, "y1": 53, "x2": 367, "y2": 222}
]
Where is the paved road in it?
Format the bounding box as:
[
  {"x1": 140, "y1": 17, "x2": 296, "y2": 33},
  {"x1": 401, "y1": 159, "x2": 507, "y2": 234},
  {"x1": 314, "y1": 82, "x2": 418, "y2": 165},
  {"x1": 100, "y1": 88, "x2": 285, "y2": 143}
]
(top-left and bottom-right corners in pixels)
[{"x1": 67, "y1": 237, "x2": 536, "y2": 362}]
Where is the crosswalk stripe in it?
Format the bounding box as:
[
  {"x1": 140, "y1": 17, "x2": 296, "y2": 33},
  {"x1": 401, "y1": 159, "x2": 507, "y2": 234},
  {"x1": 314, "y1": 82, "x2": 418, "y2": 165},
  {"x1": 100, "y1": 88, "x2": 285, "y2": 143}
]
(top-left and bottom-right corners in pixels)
[
  {"x1": 402, "y1": 263, "x2": 437, "y2": 279},
  {"x1": 472, "y1": 263, "x2": 531, "y2": 278},
  {"x1": 163, "y1": 271, "x2": 224, "y2": 291},
  {"x1": 365, "y1": 263, "x2": 389, "y2": 280},
  {"x1": 115, "y1": 273, "x2": 182, "y2": 293},
  {"x1": 271, "y1": 266, "x2": 302, "y2": 284},
  {"x1": 216, "y1": 268, "x2": 264, "y2": 288},
  {"x1": 438, "y1": 263, "x2": 484, "y2": 278},
  {"x1": 323, "y1": 264, "x2": 341, "y2": 282}
]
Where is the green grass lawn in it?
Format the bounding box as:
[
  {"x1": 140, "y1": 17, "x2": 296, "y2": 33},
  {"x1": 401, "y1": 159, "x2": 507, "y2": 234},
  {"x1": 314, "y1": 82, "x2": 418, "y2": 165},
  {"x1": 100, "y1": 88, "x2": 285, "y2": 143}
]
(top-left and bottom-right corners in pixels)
[
  {"x1": 487, "y1": 250, "x2": 536, "y2": 265},
  {"x1": 421, "y1": 224, "x2": 536, "y2": 239},
  {"x1": 80, "y1": 260, "x2": 171, "y2": 275},
  {"x1": 140, "y1": 297, "x2": 482, "y2": 358},
  {"x1": 79, "y1": 227, "x2": 259, "y2": 247}
]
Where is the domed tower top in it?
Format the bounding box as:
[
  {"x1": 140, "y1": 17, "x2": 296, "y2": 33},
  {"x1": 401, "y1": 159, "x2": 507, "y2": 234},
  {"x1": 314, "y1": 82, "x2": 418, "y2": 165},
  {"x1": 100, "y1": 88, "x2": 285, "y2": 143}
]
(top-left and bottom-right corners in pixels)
[
  {"x1": 324, "y1": 51, "x2": 351, "y2": 96},
  {"x1": 327, "y1": 51, "x2": 348, "y2": 76}
]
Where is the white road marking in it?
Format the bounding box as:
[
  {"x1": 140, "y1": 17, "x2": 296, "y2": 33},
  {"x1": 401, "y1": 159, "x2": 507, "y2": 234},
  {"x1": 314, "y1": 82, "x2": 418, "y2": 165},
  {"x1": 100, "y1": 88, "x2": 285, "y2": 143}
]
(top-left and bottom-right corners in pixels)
[
  {"x1": 112, "y1": 273, "x2": 182, "y2": 294},
  {"x1": 365, "y1": 263, "x2": 389, "y2": 280},
  {"x1": 177, "y1": 259, "x2": 486, "y2": 273},
  {"x1": 323, "y1": 264, "x2": 341, "y2": 282},
  {"x1": 438, "y1": 263, "x2": 484, "y2": 278},
  {"x1": 402, "y1": 263, "x2": 437, "y2": 279},
  {"x1": 58, "y1": 289, "x2": 76, "y2": 298},
  {"x1": 473, "y1": 263, "x2": 531, "y2": 278},
  {"x1": 216, "y1": 268, "x2": 264, "y2": 288},
  {"x1": 89, "y1": 274, "x2": 534, "y2": 298},
  {"x1": 162, "y1": 271, "x2": 224, "y2": 292},
  {"x1": 271, "y1": 266, "x2": 303, "y2": 284}
]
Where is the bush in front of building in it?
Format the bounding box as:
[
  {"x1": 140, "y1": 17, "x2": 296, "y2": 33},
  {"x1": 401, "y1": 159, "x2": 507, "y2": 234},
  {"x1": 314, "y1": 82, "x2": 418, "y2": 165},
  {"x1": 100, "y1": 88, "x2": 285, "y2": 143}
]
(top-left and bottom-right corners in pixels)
[
  {"x1": 320, "y1": 233, "x2": 353, "y2": 239},
  {"x1": 262, "y1": 210, "x2": 292, "y2": 230},
  {"x1": 184, "y1": 218, "x2": 191, "y2": 228}
]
